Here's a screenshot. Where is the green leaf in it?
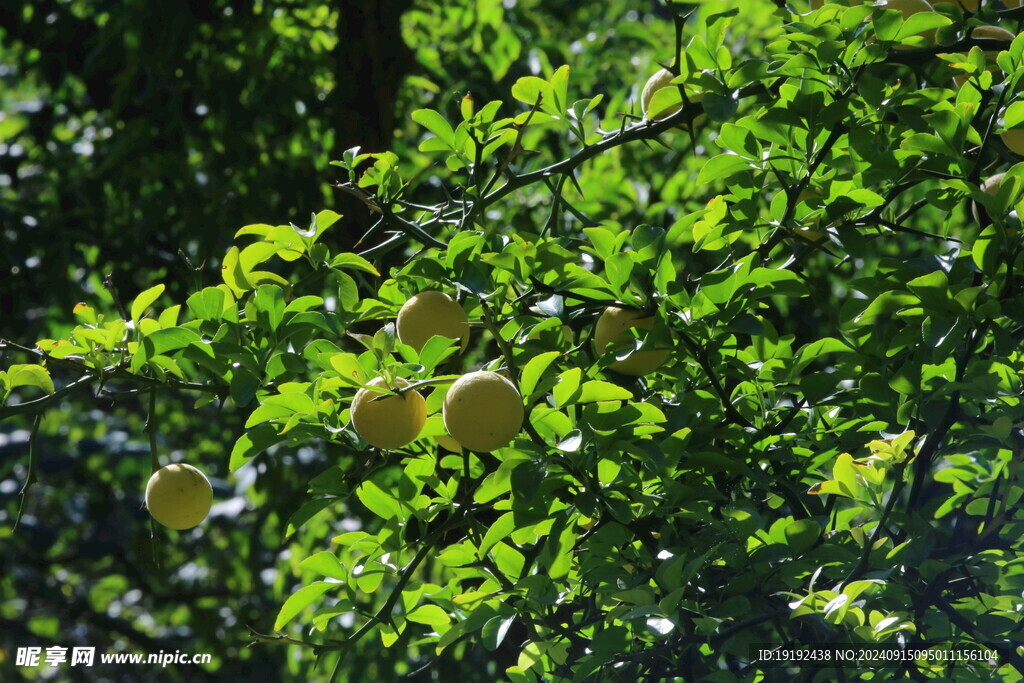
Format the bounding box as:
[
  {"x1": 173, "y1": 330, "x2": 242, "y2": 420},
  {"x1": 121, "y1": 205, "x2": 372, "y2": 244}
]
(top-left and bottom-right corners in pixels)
[
  {"x1": 407, "y1": 604, "x2": 450, "y2": 626},
  {"x1": 702, "y1": 91, "x2": 738, "y2": 122},
  {"x1": 330, "y1": 253, "x2": 381, "y2": 276},
  {"x1": 518, "y1": 641, "x2": 547, "y2": 672},
  {"x1": 854, "y1": 292, "x2": 918, "y2": 326},
  {"x1": 597, "y1": 458, "x2": 621, "y2": 486},
  {"x1": 520, "y1": 351, "x2": 560, "y2": 398},
  {"x1": 145, "y1": 327, "x2": 202, "y2": 355},
  {"x1": 491, "y1": 542, "x2": 525, "y2": 578},
  {"x1": 552, "y1": 367, "x2": 583, "y2": 407},
  {"x1": 894, "y1": 12, "x2": 949, "y2": 42},
  {"x1": 479, "y1": 511, "x2": 516, "y2": 557},
  {"x1": 584, "y1": 226, "x2": 622, "y2": 260},
  {"x1": 1005, "y1": 101, "x2": 1024, "y2": 130},
  {"x1": 411, "y1": 109, "x2": 456, "y2": 147},
  {"x1": 538, "y1": 514, "x2": 575, "y2": 580},
  {"x1": 308, "y1": 210, "x2": 342, "y2": 244},
  {"x1": 254, "y1": 285, "x2": 286, "y2": 331},
  {"x1": 274, "y1": 581, "x2": 336, "y2": 630},
  {"x1": 239, "y1": 242, "x2": 282, "y2": 278},
  {"x1": 697, "y1": 153, "x2": 751, "y2": 184},
  {"x1": 229, "y1": 367, "x2": 260, "y2": 407},
  {"x1": 577, "y1": 381, "x2": 632, "y2": 403},
  {"x1": 604, "y1": 252, "x2": 634, "y2": 295},
  {"x1": 132, "y1": 326, "x2": 205, "y2": 373},
  {"x1": 285, "y1": 498, "x2": 336, "y2": 537},
  {"x1": 511, "y1": 76, "x2": 554, "y2": 111},
  {"x1": 187, "y1": 287, "x2": 227, "y2": 321},
  {"x1": 221, "y1": 246, "x2": 249, "y2": 295},
  {"x1": 229, "y1": 424, "x2": 280, "y2": 471},
  {"x1": 299, "y1": 551, "x2": 348, "y2": 581},
  {"x1": 4, "y1": 365, "x2": 54, "y2": 395},
  {"x1": 549, "y1": 65, "x2": 570, "y2": 117},
  {"x1": 482, "y1": 615, "x2": 515, "y2": 651},
  {"x1": 158, "y1": 305, "x2": 180, "y2": 328},
  {"x1": 784, "y1": 519, "x2": 821, "y2": 553},
  {"x1": 646, "y1": 617, "x2": 675, "y2": 637},
  {"x1": 972, "y1": 225, "x2": 1001, "y2": 275},
  {"x1": 130, "y1": 284, "x2": 165, "y2": 325},
  {"x1": 284, "y1": 296, "x2": 325, "y2": 314},
  {"x1": 356, "y1": 480, "x2": 403, "y2": 521}
]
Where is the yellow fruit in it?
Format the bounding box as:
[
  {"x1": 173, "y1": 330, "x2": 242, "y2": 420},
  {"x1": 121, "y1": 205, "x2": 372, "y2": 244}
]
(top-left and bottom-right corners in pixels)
[
  {"x1": 1001, "y1": 129, "x2": 1024, "y2": 156},
  {"x1": 594, "y1": 306, "x2": 670, "y2": 376},
  {"x1": 396, "y1": 291, "x2": 469, "y2": 353},
  {"x1": 953, "y1": 26, "x2": 1014, "y2": 89},
  {"x1": 641, "y1": 68, "x2": 705, "y2": 129},
  {"x1": 351, "y1": 376, "x2": 427, "y2": 450},
  {"x1": 443, "y1": 371, "x2": 524, "y2": 452},
  {"x1": 145, "y1": 463, "x2": 213, "y2": 530},
  {"x1": 435, "y1": 433, "x2": 463, "y2": 453}
]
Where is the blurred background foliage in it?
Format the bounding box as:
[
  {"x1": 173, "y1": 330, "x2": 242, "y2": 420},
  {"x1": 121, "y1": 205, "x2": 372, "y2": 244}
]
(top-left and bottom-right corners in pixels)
[{"x1": 0, "y1": 0, "x2": 782, "y2": 680}]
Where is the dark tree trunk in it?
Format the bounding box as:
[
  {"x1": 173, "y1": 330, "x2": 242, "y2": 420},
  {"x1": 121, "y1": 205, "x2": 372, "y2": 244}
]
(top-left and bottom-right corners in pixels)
[{"x1": 328, "y1": 0, "x2": 416, "y2": 252}]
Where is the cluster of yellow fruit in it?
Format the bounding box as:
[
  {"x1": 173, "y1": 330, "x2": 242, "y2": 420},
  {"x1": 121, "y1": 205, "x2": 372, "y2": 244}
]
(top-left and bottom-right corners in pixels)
[
  {"x1": 351, "y1": 291, "x2": 525, "y2": 454},
  {"x1": 349, "y1": 291, "x2": 671, "y2": 454},
  {"x1": 142, "y1": 294, "x2": 672, "y2": 528},
  {"x1": 145, "y1": 463, "x2": 213, "y2": 530}
]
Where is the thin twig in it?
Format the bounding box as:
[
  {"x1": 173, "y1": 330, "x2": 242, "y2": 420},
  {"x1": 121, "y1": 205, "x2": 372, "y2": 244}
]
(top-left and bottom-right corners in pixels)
[
  {"x1": 146, "y1": 386, "x2": 159, "y2": 473},
  {"x1": 13, "y1": 413, "x2": 43, "y2": 530}
]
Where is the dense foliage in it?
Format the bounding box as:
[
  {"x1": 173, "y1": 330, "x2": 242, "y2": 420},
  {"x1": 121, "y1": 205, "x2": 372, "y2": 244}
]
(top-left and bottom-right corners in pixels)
[{"x1": 5, "y1": 0, "x2": 1024, "y2": 680}]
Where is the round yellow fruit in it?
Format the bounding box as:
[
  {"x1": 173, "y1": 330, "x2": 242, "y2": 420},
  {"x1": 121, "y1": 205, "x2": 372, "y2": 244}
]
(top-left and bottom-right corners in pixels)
[
  {"x1": 396, "y1": 291, "x2": 469, "y2": 353},
  {"x1": 641, "y1": 68, "x2": 705, "y2": 129},
  {"x1": 145, "y1": 463, "x2": 213, "y2": 530},
  {"x1": 953, "y1": 26, "x2": 1014, "y2": 89},
  {"x1": 351, "y1": 376, "x2": 427, "y2": 450},
  {"x1": 443, "y1": 371, "x2": 524, "y2": 452},
  {"x1": 1001, "y1": 129, "x2": 1024, "y2": 156},
  {"x1": 594, "y1": 306, "x2": 670, "y2": 376}
]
